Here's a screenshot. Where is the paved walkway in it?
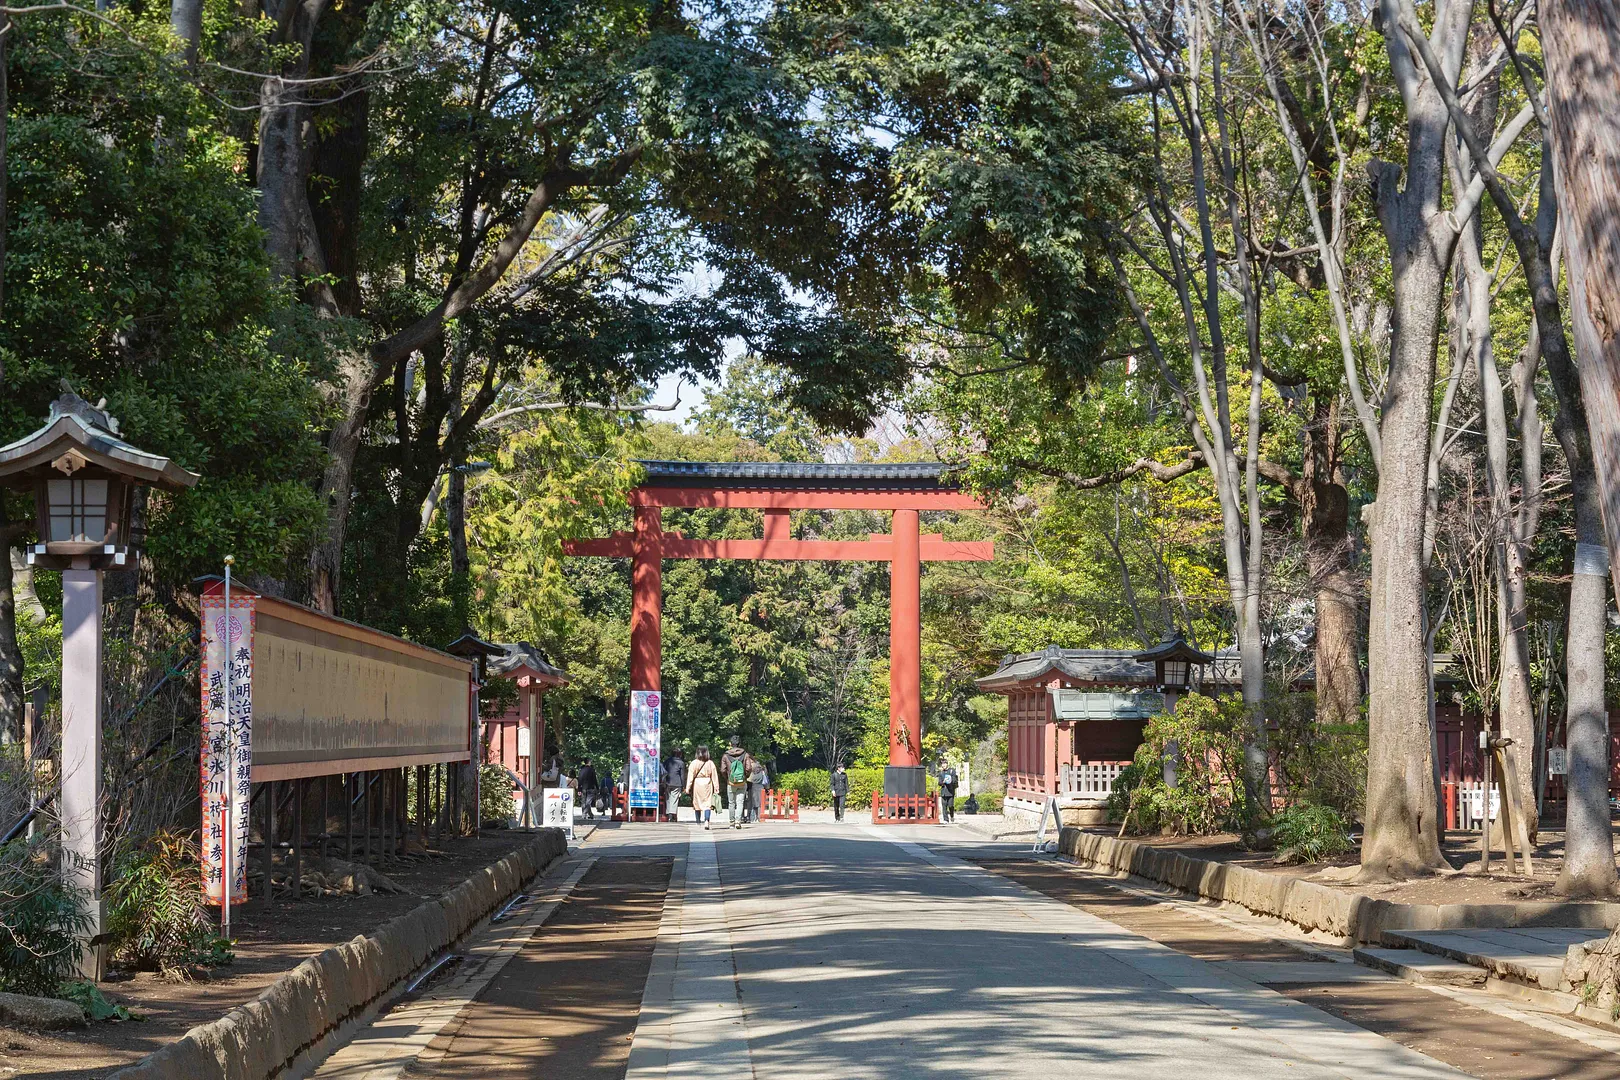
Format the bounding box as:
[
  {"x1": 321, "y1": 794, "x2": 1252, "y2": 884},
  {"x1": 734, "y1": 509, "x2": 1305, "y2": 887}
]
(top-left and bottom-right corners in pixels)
[
  {"x1": 620, "y1": 822, "x2": 1463, "y2": 1080},
  {"x1": 317, "y1": 820, "x2": 1620, "y2": 1079}
]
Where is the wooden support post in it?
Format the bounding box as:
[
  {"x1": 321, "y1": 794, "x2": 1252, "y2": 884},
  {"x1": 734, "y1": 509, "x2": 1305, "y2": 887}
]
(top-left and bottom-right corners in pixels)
[
  {"x1": 1498, "y1": 745, "x2": 1536, "y2": 876},
  {"x1": 417, "y1": 765, "x2": 427, "y2": 848},
  {"x1": 292, "y1": 779, "x2": 303, "y2": 901},
  {"x1": 383, "y1": 770, "x2": 394, "y2": 859},
  {"x1": 263, "y1": 780, "x2": 276, "y2": 910},
  {"x1": 345, "y1": 773, "x2": 354, "y2": 861},
  {"x1": 320, "y1": 774, "x2": 329, "y2": 859},
  {"x1": 361, "y1": 770, "x2": 371, "y2": 864},
  {"x1": 1480, "y1": 744, "x2": 1493, "y2": 873}
]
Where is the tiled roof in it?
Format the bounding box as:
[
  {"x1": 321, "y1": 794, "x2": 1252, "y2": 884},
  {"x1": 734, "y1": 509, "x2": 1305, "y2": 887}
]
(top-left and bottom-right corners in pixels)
[
  {"x1": 490, "y1": 642, "x2": 570, "y2": 685},
  {"x1": 637, "y1": 460, "x2": 957, "y2": 490},
  {"x1": 975, "y1": 644, "x2": 1247, "y2": 691}
]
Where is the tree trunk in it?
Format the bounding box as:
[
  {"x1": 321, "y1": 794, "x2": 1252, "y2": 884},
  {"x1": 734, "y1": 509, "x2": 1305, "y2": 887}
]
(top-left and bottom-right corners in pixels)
[
  {"x1": 1362, "y1": 263, "x2": 1448, "y2": 878},
  {"x1": 1461, "y1": 224, "x2": 1539, "y2": 837},
  {"x1": 1556, "y1": 461, "x2": 1615, "y2": 896},
  {"x1": 309, "y1": 388, "x2": 370, "y2": 614},
  {"x1": 1540, "y1": 1, "x2": 1620, "y2": 609},
  {"x1": 1358, "y1": 0, "x2": 1470, "y2": 879},
  {"x1": 170, "y1": 0, "x2": 202, "y2": 68},
  {"x1": 1302, "y1": 398, "x2": 1361, "y2": 729}
]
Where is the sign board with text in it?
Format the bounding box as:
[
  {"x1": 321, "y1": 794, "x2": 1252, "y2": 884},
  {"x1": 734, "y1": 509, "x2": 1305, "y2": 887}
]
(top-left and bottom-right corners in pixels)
[{"x1": 628, "y1": 691, "x2": 662, "y2": 810}]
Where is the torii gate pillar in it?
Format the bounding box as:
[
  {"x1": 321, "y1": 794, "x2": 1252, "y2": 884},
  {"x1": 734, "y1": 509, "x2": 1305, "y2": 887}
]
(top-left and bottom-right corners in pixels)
[
  {"x1": 886, "y1": 508, "x2": 924, "y2": 795},
  {"x1": 630, "y1": 505, "x2": 662, "y2": 692}
]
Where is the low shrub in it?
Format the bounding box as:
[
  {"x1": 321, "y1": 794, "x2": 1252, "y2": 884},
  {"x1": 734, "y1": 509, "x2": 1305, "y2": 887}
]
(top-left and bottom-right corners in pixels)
[
  {"x1": 774, "y1": 768, "x2": 938, "y2": 810},
  {"x1": 1108, "y1": 693, "x2": 1254, "y2": 836},
  {"x1": 58, "y1": 979, "x2": 140, "y2": 1021},
  {"x1": 107, "y1": 830, "x2": 232, "y2": 977},
  {"x1": 1270, "y1": 804, "x2": 1352, "y2": 863},
  {"x1": 965, "y1": 792, "x2": 1003, "y2": 814},
  {"x1": 0, "y1": 837, "x2": 89, "y2": 996},
  {"x1": 479, "y1": 762, "x2": 518, "y2": 824},
  {"x1": 1269, "y1": 694, "x2": 1368, "y2": 820}
]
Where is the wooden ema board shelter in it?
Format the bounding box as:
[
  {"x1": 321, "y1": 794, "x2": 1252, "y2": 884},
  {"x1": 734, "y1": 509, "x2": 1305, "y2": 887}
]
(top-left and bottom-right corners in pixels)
[
  {"x1": 197, "y1": 579, "x2": 478, "y2": 910},
  {"x1": 564, "y1": 461, "x2": 992, "y2": 806}
]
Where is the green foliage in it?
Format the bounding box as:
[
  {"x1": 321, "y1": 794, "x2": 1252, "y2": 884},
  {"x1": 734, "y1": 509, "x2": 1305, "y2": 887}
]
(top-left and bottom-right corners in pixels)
[
  {"x1": 774, "y1": 767, "x2": 935, "y2": 809},
  {"x1": 1270, "y1": 805, "x2": 1353, "y2": 865},
  {"x1": 1, "y1": 10, "x2": 332, "y2": 583},
  {"x1": 1269, "y1": 694, "x2": 1368, "y2": 819},
  {"x1": 480, "y1": 764, "x2": 519, "y2": 826},
  {"x1": 0, "y1": 839, "x2": 89, "y2": 997},
  {"x1": 107, "y1": 830, "x2": 232, "y2": 978},
  {"x1": 1108, "y1": 694, "x2": 1252, "y2": 835},
  {"x1": 966, "y1": 792, "x2": 1003, "y2": 814},
  {"x1": 57, "y1": 980, "x2": 141, "y2": 1022}
]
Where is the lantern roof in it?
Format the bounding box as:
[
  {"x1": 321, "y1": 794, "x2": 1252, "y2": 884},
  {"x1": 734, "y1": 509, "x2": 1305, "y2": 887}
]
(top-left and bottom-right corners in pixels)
[
  {"x1": 0, "y1": 392, "x2": 200, "y2": 490},
  {"x1": 1131, "y1": 630, "x2": 1214, "y2": 666},
  {"x1": 445, "y1": 629, "x2": 506, "y2": 659},
  {"x1": 489, "y1": 641, "x2": 570, "y2": 686}
]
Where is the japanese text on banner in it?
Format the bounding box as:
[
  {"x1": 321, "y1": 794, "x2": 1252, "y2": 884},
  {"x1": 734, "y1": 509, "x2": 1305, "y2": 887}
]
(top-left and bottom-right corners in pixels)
[
  {"x1": 628, "y1": 691, "x2": 661, "y2": 810},
  {"x1": 199, "y1": 589, "x2": 254, "y2": 905}
]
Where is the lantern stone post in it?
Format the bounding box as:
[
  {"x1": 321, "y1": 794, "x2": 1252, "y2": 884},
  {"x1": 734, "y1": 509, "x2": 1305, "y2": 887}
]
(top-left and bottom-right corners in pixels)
[{"x1": 0, "y1": 393, "x2": 199, "y2": 978}]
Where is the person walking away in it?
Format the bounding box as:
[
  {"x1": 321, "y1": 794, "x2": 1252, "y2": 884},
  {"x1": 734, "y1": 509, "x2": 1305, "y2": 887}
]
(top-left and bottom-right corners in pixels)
[
  {"x1": 720, "y1": 736, "x2": 751, "y2": 828},
  {"x1": 665, "y1": 750, "x2": 687, "y2": 822},
  {"x1": 750, "y1": 758, "x2": 769, "y2": 822},
  {"x1": 686, "y1": 746, "x2": 720, "y2": 830},
  {"x1": 938, "y1": 762, "x2": 959, "y2": 823},
  {"x1": 577, "y1": 759, "x2": 599, "y2": 821},
  {"x1": 830, "y1": 763, "x2": 849, "y2": 822}
]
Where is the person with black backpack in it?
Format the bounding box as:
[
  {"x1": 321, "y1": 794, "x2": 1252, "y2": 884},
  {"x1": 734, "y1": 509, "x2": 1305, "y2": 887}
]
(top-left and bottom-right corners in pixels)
[
  {"x1": 938, "y1": 762, "x2": 959, "y2": 823},
  {"x1": 720, "y1": 735, "x2": 752, "y2": 829}
]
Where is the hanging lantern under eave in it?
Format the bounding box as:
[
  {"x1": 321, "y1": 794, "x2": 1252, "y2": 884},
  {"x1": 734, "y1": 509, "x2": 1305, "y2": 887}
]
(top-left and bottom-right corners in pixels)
[
  {"x1": 0, "y1": 392, "x2": 199, "y2": 570},
  {"x1": 1132, "y1": 629, "x2": 1213, "y2": 694}
]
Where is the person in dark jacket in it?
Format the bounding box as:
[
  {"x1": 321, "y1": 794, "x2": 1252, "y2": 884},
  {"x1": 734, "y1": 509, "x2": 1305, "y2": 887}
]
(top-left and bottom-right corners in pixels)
[
  {"x1": 937, "y1": 762, "x2": 959, "y2": 822},
  {"x1": 577, "y1": 759, "x2": 599, "y2": 820},
  {"x1": 830, "y1": 764, "x2": 850, "y2": 822}
]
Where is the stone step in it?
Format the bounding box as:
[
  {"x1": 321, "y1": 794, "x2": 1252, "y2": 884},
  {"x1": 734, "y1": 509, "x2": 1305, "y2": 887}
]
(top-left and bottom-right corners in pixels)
[
  {"x1": 1375, "y1": 927, "x2": 1612, "y2": 991},
  {"x1": 1352, "y1": 946, "x2": 1488, "y2": 987}
]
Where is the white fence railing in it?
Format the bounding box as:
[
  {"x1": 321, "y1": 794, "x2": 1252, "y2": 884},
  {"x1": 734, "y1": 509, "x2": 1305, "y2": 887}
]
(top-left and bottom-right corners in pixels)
[
  {"x1": 1059, "y1": 762, "x2": 1126, "y2": 798},
  {"x1": 1455, "y1": 781, "x2": 1499, "y2": 831}
]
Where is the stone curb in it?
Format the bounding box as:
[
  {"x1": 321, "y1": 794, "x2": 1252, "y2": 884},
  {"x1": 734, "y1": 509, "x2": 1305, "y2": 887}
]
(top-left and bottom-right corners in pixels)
[
  {"x1": 1057, "y1": 826, "x2": 1620, "y2": 943},
  {"x1": 110, "y1": 829, "x2": 569, "y2": 1080}
]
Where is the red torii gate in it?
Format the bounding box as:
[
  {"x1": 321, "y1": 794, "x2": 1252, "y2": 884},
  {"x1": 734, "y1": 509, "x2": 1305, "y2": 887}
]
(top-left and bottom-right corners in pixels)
[{"x1": 563, "y1": 461, "x2": 992, "y2": 798}]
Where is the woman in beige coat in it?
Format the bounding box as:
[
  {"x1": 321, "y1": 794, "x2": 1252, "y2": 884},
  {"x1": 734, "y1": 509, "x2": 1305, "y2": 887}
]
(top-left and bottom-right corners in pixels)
[{"x1": 686, "y1": 745, "x2": 720, "y2": 829}]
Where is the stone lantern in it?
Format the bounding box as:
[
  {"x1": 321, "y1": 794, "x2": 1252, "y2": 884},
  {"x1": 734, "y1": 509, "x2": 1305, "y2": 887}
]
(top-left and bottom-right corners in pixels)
[{"x1": 0, "y1": 392, "x2": 199, "y2": 977}]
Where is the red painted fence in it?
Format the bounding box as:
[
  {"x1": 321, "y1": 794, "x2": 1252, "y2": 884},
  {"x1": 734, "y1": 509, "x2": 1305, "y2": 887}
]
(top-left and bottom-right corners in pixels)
[
  {"x1": 760, "y1": 789, "x2": 799, "y2": 822},
  {"x1": 871, "y1": 793, "x2": 939, "y2": 825}
]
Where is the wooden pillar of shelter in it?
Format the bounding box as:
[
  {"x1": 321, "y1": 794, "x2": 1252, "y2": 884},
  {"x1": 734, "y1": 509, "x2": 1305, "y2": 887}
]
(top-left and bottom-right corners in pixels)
[{"x1": 630, "y1": 504, "x2": 663, "y2": 693}]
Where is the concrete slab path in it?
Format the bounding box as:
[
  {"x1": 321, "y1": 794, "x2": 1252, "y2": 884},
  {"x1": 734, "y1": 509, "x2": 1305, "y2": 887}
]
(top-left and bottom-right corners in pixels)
[
  {"x1": 314, "y1": 820, "x2": 1620, "y2": 1080},
  {"x1": 625, "y1": 822, "x2": 1466, "y2": 1079}
]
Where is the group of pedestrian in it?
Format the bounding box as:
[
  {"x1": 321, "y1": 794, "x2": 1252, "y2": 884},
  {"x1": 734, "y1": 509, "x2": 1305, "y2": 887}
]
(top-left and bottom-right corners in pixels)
[{"x1": 674, "y1": 735, "x2": 774, "y2": 829}]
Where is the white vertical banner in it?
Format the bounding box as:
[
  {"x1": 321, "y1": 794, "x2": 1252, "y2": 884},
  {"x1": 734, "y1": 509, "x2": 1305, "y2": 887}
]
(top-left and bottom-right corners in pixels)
[
  {"x1": 200, "y1": 586, "x2": 254, "y2": 905},
  {"x1": 628, "y1": 690, "x2": 661, "y2": 811}
]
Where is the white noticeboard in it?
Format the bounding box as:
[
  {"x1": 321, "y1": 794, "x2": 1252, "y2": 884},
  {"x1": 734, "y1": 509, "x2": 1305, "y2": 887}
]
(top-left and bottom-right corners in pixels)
[
  {"x1": 200, "y1": 588, "x2": 255, "y2": 907},
  {"x1": 628, "y1": 690, "x2": 662, "y2": 811},
  {"x1": 1547, "y1": 747, "x2": 1568, "y2": 776},
  {"x1": 542, "y1": 787, "x2": 575, "y2": 840},
  {"x1": 1465, "y1": 787, "x2": 1501, "y2": 822}
]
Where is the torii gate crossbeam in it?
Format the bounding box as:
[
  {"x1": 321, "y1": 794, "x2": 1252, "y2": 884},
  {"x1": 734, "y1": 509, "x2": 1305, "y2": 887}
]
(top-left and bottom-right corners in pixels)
[{"x1": 563, "y1": 461, "x2": 992, "y2": 797}]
